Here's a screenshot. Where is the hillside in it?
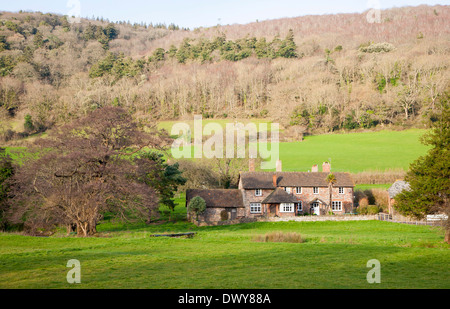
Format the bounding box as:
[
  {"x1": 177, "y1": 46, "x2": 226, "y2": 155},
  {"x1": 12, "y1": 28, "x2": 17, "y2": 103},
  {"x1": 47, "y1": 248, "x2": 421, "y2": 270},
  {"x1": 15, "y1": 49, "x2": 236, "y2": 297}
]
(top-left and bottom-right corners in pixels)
[{"x1": 0, "y1": 5, "x2": 449, "y2": 144}]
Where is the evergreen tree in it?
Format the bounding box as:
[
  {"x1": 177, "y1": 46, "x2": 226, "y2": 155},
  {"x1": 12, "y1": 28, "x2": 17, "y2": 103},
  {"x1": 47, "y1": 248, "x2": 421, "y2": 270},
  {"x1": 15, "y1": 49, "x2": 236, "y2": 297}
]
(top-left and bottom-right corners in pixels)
[
  {"x1": 167, "y1": 45, "x2": 178, "y2": 58},
  {"x1": 137, "y1": 152, "x2": 186, "y2": 212},
  {"x1": 278, "y1": 29, "x2": 297, "y2": 58},
  {"x1": 188, "y1": 196, "x2": 206, "y2": 221},
  {"x1": 176, "y1": 38, "x2": 192, "y2": 63},
  {"x1": 150, "y1": 48, "x2": 166, "y2": 62},
  {"x1": 33, "y1": 31, "x2": 44, "y2": 48},
  {"x1": 0, "y1": 148, "x2": 13, "y2": 230},
  {"x1": 395, "y1": 96, "x2": 450, "y2": 243}
]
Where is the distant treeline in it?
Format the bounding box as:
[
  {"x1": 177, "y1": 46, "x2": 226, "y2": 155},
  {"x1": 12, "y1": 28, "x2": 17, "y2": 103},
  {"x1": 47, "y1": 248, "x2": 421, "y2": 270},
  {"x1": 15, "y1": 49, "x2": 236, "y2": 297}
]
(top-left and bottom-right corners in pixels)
[
  {"x1": 148, "y1": 29, "x2": 298, "y2": 64},
  {"x1": 0, "y1": 8, "x2": 449, "y2": 142}
]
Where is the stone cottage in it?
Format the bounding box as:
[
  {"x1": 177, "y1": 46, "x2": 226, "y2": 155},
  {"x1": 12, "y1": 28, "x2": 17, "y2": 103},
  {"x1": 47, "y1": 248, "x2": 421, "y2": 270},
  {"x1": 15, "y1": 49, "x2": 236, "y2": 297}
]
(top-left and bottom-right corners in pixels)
[{"x1": 186, "y1": 160, "x2": 355, "y2": 224}]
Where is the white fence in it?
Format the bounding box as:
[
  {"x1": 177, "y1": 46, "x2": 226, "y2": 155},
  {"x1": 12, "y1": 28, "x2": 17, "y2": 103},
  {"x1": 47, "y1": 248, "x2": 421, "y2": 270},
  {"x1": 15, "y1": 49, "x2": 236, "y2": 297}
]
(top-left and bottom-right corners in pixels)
[{"x1": 377, "y1": 213, "x2": 447, "y2": 226}]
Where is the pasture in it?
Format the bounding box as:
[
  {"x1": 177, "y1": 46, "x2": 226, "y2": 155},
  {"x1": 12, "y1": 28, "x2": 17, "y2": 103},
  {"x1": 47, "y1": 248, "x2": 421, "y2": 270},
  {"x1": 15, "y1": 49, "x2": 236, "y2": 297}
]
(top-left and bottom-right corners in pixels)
[
  {"x1": 4, "y1": 128, "x2": 429, "y2": 173},
  {"x1": 0, "y1": 218, "x2": 448, "y2": 289}
]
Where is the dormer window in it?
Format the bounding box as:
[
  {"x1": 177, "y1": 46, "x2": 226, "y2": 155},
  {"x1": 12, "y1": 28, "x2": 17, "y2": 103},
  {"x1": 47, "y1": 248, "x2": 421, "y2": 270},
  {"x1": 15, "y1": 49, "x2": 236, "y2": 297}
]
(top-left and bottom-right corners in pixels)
[{"x1": 255, "y1": 189, "x2": 262, "y2": 196}]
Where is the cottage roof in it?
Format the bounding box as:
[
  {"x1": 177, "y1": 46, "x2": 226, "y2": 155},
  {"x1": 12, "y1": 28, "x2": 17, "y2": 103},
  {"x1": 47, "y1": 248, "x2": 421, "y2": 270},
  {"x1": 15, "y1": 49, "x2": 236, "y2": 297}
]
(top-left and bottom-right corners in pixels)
[
  {"x1": 388, "y1": 180, "x2": 411, "y2": 199},
  {"x1": 261, "y1": 187, "x2": 299, "y2": 204},
  {"x1": 185, "y1": 189, "x2": 244, "y2": 208},
  {"x1": 239, "y1": 172, "x2": 354, "y2": 189}
]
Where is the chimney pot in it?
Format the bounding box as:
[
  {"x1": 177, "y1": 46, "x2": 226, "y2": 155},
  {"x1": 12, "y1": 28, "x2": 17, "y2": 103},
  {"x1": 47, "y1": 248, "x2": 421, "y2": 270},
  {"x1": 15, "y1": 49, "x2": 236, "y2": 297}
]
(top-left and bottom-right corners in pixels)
[
  {"x1": 322, "y1": 162, "x2": 331, "y2": 173},
  {"x1": 273, "y1": 174, "x2": 277, "y2": 187},
  {"x1": 312, "y1": 164, "x2": 318, "y2": 173}
]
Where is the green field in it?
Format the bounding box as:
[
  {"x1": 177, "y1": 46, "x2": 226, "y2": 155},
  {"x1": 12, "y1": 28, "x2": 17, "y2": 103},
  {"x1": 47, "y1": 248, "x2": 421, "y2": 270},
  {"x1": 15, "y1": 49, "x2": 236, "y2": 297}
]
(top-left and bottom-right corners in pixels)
[
  {"x1": 275, "y1": 129, "x2": 429, "y2": 173},
  {"x1": 0, "y1": 217, "x2": 448, "y2": 289},
  {"x1": 165, "y1": 128, "x2": 429, "y2": 173},
  {"x1": 4, "y1": 129, "x2": 429, "y2": 173}
]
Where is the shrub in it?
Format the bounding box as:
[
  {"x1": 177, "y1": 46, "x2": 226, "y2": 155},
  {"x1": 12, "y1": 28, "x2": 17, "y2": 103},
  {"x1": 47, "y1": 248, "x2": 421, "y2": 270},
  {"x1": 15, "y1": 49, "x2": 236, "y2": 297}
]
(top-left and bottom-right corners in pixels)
[
  {"x1": 359, "y1": 197, "x2": 369, "y2": 208},
  {"x1": 253, "y1": 232, "x2": 305, "y2": 244},
  {"x1": 367, "y1": 205, "x2": 381, "y2": 214},
  {"x1": 359, "y1": 42, "x2": 395, "y2": 53},
  {"x1": 371, "y1": 189, "x2": 389, "y2": 212},
  {"x1": 358, "y1": 204, "x2": 380, "y2": 215},
  {"x1": 24, "y1": 114, "x2": 34, "y2": 132},
  {"x1": 188, "y1": 196, "x2": 206, "y2": 220}
]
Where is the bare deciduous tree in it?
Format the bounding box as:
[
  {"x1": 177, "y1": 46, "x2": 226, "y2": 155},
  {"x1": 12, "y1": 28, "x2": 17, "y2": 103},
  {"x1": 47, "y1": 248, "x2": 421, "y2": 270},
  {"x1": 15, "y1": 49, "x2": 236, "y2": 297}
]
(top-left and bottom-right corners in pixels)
[{"x1": 8, "y1": 107, "x2": 171, "y2": 236}]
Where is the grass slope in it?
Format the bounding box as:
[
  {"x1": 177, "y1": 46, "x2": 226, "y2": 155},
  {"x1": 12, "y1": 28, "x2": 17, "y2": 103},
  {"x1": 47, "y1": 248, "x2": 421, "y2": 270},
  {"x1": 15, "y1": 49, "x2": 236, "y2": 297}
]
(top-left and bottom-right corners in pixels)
[
  {"x1": 4, "y1": 129, "x2": 429, "y2": 173},
  {"x1": 264, "y1": 129, "x2": 429, "y2": 172},
  {"x1": 0, "y1": 220, "x2": 448, "y2": 289}
]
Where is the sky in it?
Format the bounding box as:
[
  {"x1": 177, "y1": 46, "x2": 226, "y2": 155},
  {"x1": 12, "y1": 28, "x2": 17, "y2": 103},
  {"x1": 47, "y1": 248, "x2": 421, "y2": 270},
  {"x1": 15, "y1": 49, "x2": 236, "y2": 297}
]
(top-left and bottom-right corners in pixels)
[{"x1": 1, "y1": 0, "x2": 448, "y2": 29}]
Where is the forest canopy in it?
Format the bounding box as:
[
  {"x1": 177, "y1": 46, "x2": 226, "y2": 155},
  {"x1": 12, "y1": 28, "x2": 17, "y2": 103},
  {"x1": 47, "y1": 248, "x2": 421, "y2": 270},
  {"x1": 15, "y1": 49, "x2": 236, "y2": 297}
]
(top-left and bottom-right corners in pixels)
[{"x1": 0, "y1": 6, "x2": 449, "y2": 142}]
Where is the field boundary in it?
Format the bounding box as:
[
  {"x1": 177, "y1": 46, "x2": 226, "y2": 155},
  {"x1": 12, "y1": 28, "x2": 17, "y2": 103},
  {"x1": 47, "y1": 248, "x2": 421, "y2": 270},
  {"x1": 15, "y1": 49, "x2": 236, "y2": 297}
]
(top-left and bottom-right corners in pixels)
[
  {"x1": 377, "y1": 213, "x2": 446, "y2": 226},
  {"x1": 193, "y1": 215, "x2": 377, "y2": 226},
  {"x1": 260, "y1": 215, "x2": 377, "y2": 223}
]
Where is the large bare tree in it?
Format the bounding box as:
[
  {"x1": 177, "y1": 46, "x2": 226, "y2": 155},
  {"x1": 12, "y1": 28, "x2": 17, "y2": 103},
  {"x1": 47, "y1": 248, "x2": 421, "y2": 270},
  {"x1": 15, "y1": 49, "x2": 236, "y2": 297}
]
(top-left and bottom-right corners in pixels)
[{"x1": 8, "y1": 107, "x2": 171, "y2": 236}]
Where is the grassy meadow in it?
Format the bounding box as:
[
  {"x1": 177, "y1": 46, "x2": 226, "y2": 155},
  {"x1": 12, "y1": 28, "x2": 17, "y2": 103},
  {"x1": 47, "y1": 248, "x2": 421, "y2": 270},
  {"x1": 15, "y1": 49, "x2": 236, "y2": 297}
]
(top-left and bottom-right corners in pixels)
[
  {"x1": 4, "y1": 126, "x2": 429, "y2": 173},
  {"x1": 1, "y1": 127, "x2": 442, "y2": 289},
  {"x1": 0, "y1": 218, "x2": 448, "y2": 289},
  {"x1": 161, "y1": 124, "x2": 429, "y2": 173},
  {"x1": 276, "y1": 129, "x2": 429, "y2": 173}
]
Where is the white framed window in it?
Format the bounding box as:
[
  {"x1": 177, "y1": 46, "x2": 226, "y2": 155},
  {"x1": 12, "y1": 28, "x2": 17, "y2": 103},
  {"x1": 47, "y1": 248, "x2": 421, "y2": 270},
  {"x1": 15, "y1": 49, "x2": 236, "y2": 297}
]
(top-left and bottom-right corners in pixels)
[
  {"x1": 255, "y1": 189, "x2": 262, "y2": 196},
  {"x1": 332, "y1": 201, "x2": 342, "y2": 211},
  {"x1": 339, "y1": 187, "x2": 344, "y2": 194},
  {"x1": 296, "y1": 187, "x2": 302, "y2": 194},
  {"x1": 250, "y1": 203, "x2": 262, "y2": 214},
  {"x1": 296, "y1": 202, "x2": 302, "y2": 212},
  {"x1": 284, "y1": 187, "x2": 292, "y2": 194},
  {"x1": 280, "y1": 203, "x2": 294, "y2": 212},
  {"x1": 313, "y1": 187, "x2": 319, "y2": 194}
]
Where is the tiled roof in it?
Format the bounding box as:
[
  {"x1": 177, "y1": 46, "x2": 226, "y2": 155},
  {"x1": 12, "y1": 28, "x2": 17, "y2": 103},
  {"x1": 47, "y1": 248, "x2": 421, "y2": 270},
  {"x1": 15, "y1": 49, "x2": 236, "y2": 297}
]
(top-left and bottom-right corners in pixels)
[
  {"x1": 185, "y1": 189, "x2": 244, "y2": 208},
  {"x1": 261, "y1": 187, "x2": 299, "y2": 204},
  {"x1": 239, "y1": 172, "x2": 354, "y2": 189}
]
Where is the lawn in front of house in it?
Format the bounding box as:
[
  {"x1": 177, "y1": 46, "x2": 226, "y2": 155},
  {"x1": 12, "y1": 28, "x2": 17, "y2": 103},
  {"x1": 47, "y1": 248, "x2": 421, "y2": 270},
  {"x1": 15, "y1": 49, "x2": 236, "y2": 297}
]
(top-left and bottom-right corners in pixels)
[{"x1": 0, "y1": 219, "x2": 448, "y2": 289}]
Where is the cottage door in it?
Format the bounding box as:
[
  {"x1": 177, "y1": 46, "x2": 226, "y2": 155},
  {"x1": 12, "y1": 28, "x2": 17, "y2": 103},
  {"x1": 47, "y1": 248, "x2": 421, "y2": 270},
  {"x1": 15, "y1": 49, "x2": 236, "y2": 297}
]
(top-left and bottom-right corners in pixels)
[
  {"x1": 312, "y1": 202, "x2": 320, "y2": 216},
  {"x1": 269, "y1": 205, "x2": 277, "y2": 217},
  {"x1": 230, "y1": 208, "x2": 237, "y2": 220}
]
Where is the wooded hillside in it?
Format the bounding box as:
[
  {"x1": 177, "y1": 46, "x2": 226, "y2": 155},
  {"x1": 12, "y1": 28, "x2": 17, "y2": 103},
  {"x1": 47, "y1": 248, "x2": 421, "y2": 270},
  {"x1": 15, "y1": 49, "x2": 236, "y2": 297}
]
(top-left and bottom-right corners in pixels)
[{"x1": 0, "y1": 5, "x2": 449, "y2": 142}]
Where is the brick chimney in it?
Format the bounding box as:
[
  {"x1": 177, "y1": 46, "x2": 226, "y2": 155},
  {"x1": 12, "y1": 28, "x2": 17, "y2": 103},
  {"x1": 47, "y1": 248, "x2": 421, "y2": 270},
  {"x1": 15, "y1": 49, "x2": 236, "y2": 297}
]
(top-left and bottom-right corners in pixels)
[
  {"x1": 312, "y1": 164, "x2": 318, "y2": 173},
  {"x1": 322, "y1": 162, "x2": 331, "y2": 173},
  {"x1": 249, "y1": 157, "x2": 255, "y2": 172},
  {"x1": 276, "y1": 159, "x2": 282, "y2": 172},
  {"x1": 273, "y1": 174, "x2": 277, "y2": 187}
]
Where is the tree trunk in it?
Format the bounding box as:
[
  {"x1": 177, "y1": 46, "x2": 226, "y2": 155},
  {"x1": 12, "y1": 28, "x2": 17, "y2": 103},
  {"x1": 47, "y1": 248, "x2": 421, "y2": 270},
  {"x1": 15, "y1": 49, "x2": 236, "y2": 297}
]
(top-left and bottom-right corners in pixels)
[
  {"x1": 328, "y1": 184, "x2": 333, "y2": 214},
  {"x1": 445, "y1": 229, "x2": 450, "y2": 245},
  {"x1": 77, "y1": 222, "x2": 88, "y2": 237}
]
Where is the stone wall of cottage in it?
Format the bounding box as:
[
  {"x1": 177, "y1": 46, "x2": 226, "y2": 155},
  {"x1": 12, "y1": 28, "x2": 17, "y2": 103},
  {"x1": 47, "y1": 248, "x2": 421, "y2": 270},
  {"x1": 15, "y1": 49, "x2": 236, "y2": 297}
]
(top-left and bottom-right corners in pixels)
[
  {"x1": 190, "y1": 207, "x2": 246, "y2": 223},
  {"x1": 242, "y1": 186, "x2": 354, "y2": 216},
  {"x1": 262, "y1": 214, "x2": 377, "y2": 223},
  {"x1": 242, "y1": 189, "x2": 274, "y2": 218}
]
